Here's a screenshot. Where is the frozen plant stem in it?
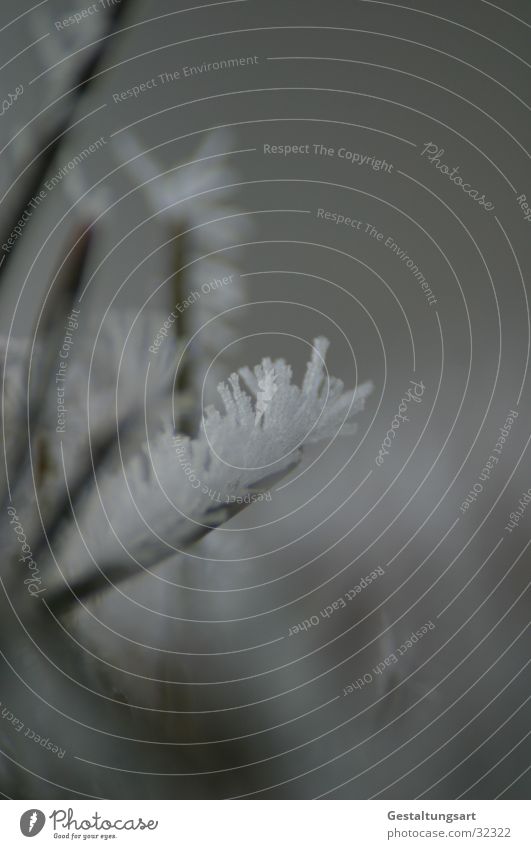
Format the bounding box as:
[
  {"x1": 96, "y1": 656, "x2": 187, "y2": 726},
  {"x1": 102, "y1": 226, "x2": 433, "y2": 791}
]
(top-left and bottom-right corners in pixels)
[{"x1": 43, "y1": 338, "x2": 372, "y2": 600}]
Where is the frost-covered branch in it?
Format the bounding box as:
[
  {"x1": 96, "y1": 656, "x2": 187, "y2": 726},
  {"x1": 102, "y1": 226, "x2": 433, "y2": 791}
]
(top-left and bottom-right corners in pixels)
[{"x1": 45, "y1": 338, "x2": 371, "y2": 599}]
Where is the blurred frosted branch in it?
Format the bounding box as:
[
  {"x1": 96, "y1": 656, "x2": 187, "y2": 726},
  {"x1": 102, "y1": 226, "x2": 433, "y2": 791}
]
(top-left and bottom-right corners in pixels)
[{"x1": 0, "y1": 0, "x2": 132, "y2": 279}]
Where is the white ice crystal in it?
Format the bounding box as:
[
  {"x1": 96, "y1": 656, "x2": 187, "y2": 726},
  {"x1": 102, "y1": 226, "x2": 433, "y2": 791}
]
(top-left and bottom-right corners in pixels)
[
  {"x1": 49, "y1": 338, "x2": 371, "y2": 590},
  {"x1": 255, "y1": 366, "x2": 278, "y2": 424},
  {"x1": 202, "y1": 336, "x2": 371, "y2": 474}
]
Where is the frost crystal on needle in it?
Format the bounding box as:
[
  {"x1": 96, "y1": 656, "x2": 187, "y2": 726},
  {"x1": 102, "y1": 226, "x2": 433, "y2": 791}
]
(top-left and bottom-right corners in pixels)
[
  {"x1": 51, "y1": 337, "x2": 372, "y2": 584},
  {"x1": 203, "y1": 336, "x2": 372, "y2": 479}
]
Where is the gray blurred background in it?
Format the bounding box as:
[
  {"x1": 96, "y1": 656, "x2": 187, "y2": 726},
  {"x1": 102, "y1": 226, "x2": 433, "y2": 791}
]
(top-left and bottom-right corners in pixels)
[{"x1": 0, "y1": 0, "x2": 529, "y2": 799}]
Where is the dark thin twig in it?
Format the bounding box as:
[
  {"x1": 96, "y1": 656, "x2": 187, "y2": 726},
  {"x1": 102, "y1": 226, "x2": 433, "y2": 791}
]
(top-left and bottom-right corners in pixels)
[{"x1": 0, "y1": 0, "x2": 133, "y2": 281}]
